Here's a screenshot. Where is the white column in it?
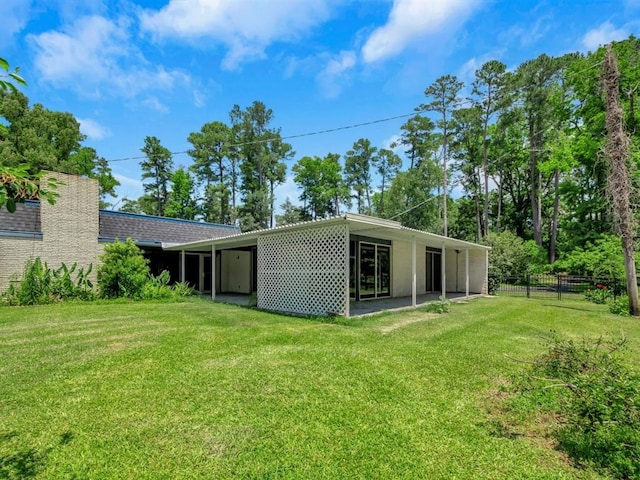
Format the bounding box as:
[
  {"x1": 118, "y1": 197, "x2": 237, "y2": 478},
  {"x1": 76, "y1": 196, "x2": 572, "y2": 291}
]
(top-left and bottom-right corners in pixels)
[
  {"x1": 412, "y1": 236, "x2": 417, "y2": 307},
  {"x1": 211, "y1": 244, "x2": 216, "y2": 300},
  {"x1": 441, "y1": 243, "x2": 446, "y2": 299},
  {"x1": 465, "y1": 248, "x2": 470, "y2": 297},
  {"x1": 485, "y1": 249, "x2": 489, "y2": 295},
  {"x1": 180, "y1": 250, "x2": 185, "y2": 283},
  {"x1": 344, "y1": 226, "x2": 350, "y2": 317}
]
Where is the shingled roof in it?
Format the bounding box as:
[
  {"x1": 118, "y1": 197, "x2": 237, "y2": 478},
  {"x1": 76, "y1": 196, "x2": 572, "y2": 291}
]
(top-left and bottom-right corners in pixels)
[
  {"x1": 98, "y1": 210, "x2": 239, "y2": 246},
  {"x1": 0, "y1": 201, "x2": 41, "y2": 236}
]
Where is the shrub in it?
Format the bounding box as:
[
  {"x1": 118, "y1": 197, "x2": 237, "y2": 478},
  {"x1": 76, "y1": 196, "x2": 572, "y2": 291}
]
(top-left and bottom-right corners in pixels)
[
  {"x1": 141, "y1": 270, "x2": 174, "y2": 300},
  {"x1": 1, "y1": 258, "x2": 94, "y2": 305},
  {"x1": 609, "y1": 296, "x2": 631, "y2": 316},
  {"x1": 424, "y1": 295, "x2": 451, "y2": 314},
  {"x1": 510, "y1": 336, "x2": 640, "y2": 479},
  {"x1": 97, "y1": 239, "x2": 149, "y2": 299},
  {"x1": 584, "y1": 284, "x2": 612, "y2": 304}
]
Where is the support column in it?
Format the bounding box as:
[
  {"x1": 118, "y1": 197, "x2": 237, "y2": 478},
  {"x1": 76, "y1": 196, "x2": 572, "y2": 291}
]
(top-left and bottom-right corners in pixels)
[
  {"x1": 412, "y1": 236, "x2": 417, "y2": 307},
  {"x1": 441, "y1": 243, "x2": 446, "y2": 299},
  {"x1": 465, "y1": 248, "x2": 470, "y2": 297},
  {"x1": 485, "y1": 249, "x2": 489, "y2": 295},
  {"x1": 180, "y1": 250, "x2": 185, "y2": 283},
  {"x1": 344, "y1": 226, "x2": 350, "y2": 317},
  {"x1": 211, "y1": 244, "x2": 216, "y2": 300}
]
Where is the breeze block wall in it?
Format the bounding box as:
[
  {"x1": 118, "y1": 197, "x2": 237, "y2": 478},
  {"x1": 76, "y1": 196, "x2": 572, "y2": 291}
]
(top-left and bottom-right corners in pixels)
[
  {"x1": 0, "y1": 173, "x2": 102, "y2": 291},
  {"x1": 257, "y1": 222, "x2": 349, "y2": 316}
]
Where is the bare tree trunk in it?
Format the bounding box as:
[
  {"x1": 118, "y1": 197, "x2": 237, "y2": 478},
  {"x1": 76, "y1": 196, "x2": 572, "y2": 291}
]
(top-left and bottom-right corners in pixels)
[
  {"x1": 549, "y1": 169, "x2": 560, "y2": 264},
  {"x1": 603, "y1": 45, "x2": 639, "y2": 315}
]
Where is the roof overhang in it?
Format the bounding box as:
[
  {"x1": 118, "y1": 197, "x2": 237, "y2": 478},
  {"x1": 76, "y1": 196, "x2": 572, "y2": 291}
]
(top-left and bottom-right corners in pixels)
[{"x1": 164, "y1": 214, "x2": 490, "y2": 252}]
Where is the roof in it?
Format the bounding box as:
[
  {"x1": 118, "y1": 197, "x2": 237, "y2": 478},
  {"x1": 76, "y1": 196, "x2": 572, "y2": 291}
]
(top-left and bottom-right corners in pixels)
[
  {"x1": 0, "y1": 200, "x2": 41, "y2": 235},
  {"x1": 98, "y1": 210, "x2": 239, "y2": 247},
  {"x1": 165, "y1": 213, "x2": 490, "y2": 251}
]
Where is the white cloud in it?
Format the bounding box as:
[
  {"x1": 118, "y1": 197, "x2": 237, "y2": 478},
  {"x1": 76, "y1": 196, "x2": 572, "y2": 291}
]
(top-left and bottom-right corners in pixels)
[
  {"x1": 141, "y1": 96, "x2": 169, "y2": 113},
  {"x1": 139, "y1": 0, "x2": 335, "y2": 70},
  {"x1": 0, "y1": 0, "x2": 32, "y2": 44},
  {"x1": 316, "y1": 50, "x2": 357, "y2": 99},
  {"x1": 582, "y1": 21, "x2": 630, "y2": 51},
  {"x1": 28, "y1": 15, "x2": 191, "y2": 103},
  {"x1": 362, "y1": 0, "x2": 483, "y2": 63},
  {"x1": 77, "y1": 117, "x2": 111, "y2": 140}
]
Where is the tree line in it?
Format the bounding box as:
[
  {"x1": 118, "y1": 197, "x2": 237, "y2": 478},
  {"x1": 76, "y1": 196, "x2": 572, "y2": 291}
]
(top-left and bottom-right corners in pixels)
[{"x1": 1, "y1": 36, "x2": 638, "y2": 275}]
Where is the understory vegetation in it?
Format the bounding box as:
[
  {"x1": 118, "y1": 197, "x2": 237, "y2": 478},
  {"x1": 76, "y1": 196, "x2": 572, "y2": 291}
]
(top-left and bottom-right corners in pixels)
[
  {"x1": 0, "y1": 296, "x2": 637, "y2": 478},
  {"x1": 503, "y1": 336, "x2": 640, "y2": 479},
  {"x1": 1, "y1": 239, "x2": 193, "y2": 306}
]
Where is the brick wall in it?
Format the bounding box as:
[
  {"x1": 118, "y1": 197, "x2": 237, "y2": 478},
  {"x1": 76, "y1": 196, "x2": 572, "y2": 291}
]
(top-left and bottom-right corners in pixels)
[{"x1": 0, "y1": 173, "x2": 103, "y2": 292}]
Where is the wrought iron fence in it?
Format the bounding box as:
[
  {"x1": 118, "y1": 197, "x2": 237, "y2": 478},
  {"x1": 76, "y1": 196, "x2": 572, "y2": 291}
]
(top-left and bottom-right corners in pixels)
[{"x1": 491, "y1": 274, "x2": 625, "y2": 300}]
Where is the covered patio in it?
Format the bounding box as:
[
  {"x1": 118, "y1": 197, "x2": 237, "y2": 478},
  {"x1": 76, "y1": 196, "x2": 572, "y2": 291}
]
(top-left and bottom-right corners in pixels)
[{"x1": 167, "y1": 214, "x2": 489, "y2": 317}]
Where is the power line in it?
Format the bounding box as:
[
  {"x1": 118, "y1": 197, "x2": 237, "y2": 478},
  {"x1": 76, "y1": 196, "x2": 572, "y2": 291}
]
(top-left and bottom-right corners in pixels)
[{"x1": 106, "y1": 112, "x2": 417, "y2": 163}]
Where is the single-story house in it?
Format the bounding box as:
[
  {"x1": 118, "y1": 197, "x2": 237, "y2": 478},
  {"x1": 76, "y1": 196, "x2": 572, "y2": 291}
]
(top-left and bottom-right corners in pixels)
[{"x1": 0, "y1": 172, "x2": 489, "y2": 317}]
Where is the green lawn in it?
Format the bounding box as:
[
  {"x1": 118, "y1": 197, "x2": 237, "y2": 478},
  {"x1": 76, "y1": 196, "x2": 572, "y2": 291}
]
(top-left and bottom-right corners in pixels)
[{"x1": 1, "y1": 296, "x2": 637, "y2": 479}]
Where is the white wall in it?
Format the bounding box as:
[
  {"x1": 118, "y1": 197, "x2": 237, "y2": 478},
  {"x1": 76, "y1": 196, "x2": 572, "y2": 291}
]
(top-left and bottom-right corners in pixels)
[
  {"x1": 392, "y1": 239, "x2": 426, "y2": 297},
  {"x1": 221, "y1": 250, "x2": 251, "y2": 293}
]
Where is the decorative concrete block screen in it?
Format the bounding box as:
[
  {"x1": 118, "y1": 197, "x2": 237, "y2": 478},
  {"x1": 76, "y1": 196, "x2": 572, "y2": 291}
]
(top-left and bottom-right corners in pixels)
[{"x1": 257, "y1": 223, "x2": 348, "y2": 316}]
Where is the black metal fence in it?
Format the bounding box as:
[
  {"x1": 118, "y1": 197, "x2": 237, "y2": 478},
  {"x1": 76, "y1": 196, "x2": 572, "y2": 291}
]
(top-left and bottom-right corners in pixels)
[{"x1": 492, "y1": 274, "x2": 625, "y2": 300}]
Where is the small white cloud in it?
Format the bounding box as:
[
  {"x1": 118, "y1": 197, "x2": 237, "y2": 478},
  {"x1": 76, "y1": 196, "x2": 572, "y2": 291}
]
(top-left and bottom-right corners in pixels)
[
  {"x1": 316, "y1": 50, "x2": 357, "y2": 99},
  {"x1": 362, "y1": 0, "x2": 483, "y2": 63},
  {"x1": 141, "y1": 96, "x2": 169, "y2": 113},
  {"x1": 582, "y1": 21, "x2": 630, "y2": 50},
  {"x1": 140, "y1": 0, "x2": 335, "y2": 70},
  {"x1": 77, "y1": 117, "x2": 111, "y2": 140},
  {"x1": 0, "y1": 0, "x2": 31, "y2": 44},
  {"x1": 28, "y1": 14, "x2": 192, "y2": 99}
]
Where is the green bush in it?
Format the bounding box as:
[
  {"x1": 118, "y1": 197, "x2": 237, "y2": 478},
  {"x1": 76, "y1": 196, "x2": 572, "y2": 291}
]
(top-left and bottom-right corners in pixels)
[
  {"x1": 1, "y1": 258, "x2": 94, "y2": 305},
  {"x1": 584, "y1": 285, "x2": 612, "y2": 304},
  {"x1": 609, "y1": 296, "x2": 631, "y2": 316},
  {"x1": 141, "y1": 270, "x2": 174, "y2": 300},
  {"x1": 424, "y1": 296, "x2": 451, "y2": 314},
  {"x1": 97, "y1": 239, "x2": 150, "y2": 299},
  {"x1": 510, "y1": 336, "x2": 640, "y2": 479}
]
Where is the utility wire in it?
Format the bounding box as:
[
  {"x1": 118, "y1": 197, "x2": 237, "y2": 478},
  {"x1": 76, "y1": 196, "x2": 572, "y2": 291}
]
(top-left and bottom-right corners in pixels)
[{"x1": 106, "y1": 112, "x2": 417, "y2": 163}]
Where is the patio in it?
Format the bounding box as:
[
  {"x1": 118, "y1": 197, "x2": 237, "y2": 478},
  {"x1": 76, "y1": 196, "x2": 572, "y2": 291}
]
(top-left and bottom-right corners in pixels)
[{"x1": 212, "y1": 292, "x2": 484, "y2": 317}]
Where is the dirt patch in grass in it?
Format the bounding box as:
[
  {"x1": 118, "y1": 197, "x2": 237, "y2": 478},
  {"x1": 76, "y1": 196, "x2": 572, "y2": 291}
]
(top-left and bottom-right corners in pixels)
[{"x1": 378, "y1": 311, "x2": 439, "y2": 334}]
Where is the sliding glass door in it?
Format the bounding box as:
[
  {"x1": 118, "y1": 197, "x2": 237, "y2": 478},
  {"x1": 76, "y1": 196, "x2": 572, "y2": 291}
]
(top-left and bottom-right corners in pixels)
[{"x1": 359, "y1": 243, "x2": 391, "y2": 299}]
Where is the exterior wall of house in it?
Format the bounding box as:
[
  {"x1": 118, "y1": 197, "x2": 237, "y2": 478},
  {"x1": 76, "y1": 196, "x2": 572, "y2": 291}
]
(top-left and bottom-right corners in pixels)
[
  {"x1": 221, "y1": 250, "x2": 251, "y2": 293},
  {"x1": 0, "y1": 173, "x2": 102, "y2": 291},
  {"x1": 391, "y1": 239, "x2": 426, "y2": 297},
  {"x1": 467, "y1": 248, "x2": 488, "y2": 294},
  {"x1": 257, "y1": 222, "x2": 349, "y2": 316}
]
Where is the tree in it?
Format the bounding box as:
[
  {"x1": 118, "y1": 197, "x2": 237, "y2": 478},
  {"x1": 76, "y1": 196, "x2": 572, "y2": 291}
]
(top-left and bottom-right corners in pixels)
[
  {"x1": 418, "y1": 74, "x2": 464, "y2": 236},
  {"x1": 344, "y1": 138, "x2": 377, "y2": 214},
  {"x1": 373, "y1": 148, "x2": 402, "y2": 215},
  {"x1": 165, "y1": 167, "x2": 198, "y2": 220},
  {"x1": 292, "y1": 153, "x2": 349, "y2": 219},
  {"x1": 231, "y1": 101, "x2": 292, "y2": 230},
  {"x1": 472, "y1": 60, "x2": 509, "y2": 237},
  {"x1": 602, "y1": 45, "x2": 639, "y2": 315},
  {"x1": 275, "y1": 198, "x2": 308, "y2": 226},
  {"x1": 394, "y1": 114, "x2": 436, "y2": 169},
  {"x1": 140, "y1": 136, "x2": 173, "y2": 217},
  {"x1": 187, "y1": 121, "x2": 234, "y2": 224}
]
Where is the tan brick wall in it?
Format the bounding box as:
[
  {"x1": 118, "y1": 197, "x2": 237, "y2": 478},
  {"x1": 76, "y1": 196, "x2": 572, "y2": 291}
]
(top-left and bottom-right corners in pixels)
[{"x1": 0, "y1": 173, "x2": 103, "y2": 292}]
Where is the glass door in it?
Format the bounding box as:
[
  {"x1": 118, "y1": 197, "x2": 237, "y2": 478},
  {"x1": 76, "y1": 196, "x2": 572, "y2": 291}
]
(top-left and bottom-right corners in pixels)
[
  {"x1": 426, "y1": 250, "x2": 442, "y2": 293},
  {"x1": 358, "y1": 243, "x2": 391, "y2": 299}
]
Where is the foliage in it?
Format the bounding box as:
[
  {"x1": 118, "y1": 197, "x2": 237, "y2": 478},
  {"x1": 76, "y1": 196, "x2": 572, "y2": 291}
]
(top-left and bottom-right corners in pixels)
[
  {"x1": 483, "y1": 231, "x2": 545, "y2": 278},
  {"x1": 0, "y1": 57, "x2": 26, "y2": 93},
  {"x1": 609, "y1": 296, "x2": 631, "y2": 316},
  {"x1": 97, "y1": 239, "x2": 150, "y2": 299},
  {"x1": 292, "y1": 153, "x2": 348, "y2": 219},
  {"x1": 0, "y1": 164, "x2": 60, "y2": 212},
  {"x1": 165, "y1": 167, "x2": 199, "y2": 220},
  {"x1": 1, "y1": 258, "x2": 94, "y2": 305},
  {"x1": 424, "y1": 295, "x2": 451, "y2": 313},
  {"x1": 344, "y1": 138, "x2": 377, "y2": 214},
  {"x1": 0, "y1": 91, "x2": 119, "y2": 200},
  {"x1": 553, "y1": 234, "x2": 625, "y2": 278},
  {"x1": 584, "y1": 284, "x2": 612, "y2": 304},
  {"x1": 140, "y1": 136, "x2": 174, "y2": 217},
  {"x1": 510, "y1": 335, "x2": 640, "y2": 479}
]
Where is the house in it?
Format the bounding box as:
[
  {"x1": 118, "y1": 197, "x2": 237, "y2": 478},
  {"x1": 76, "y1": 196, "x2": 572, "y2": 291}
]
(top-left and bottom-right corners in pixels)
[
  {"x1": 166, "y1": 214, "x2": 489, "y2": 317},
  {"x1": 0, "y1": 172, "x2": 489, "y2": 317}
]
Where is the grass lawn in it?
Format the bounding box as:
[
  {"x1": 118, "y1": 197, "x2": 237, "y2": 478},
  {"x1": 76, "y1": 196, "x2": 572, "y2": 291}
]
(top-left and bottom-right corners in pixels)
[{"x1": 1, "y1": 296, "x2": 638, "y2": 479}]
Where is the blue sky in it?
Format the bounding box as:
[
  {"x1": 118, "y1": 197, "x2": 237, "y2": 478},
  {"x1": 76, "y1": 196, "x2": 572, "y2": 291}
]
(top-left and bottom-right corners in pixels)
[{"x1": 3, "y1": 0, "x2": 640, "y2": 210}]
